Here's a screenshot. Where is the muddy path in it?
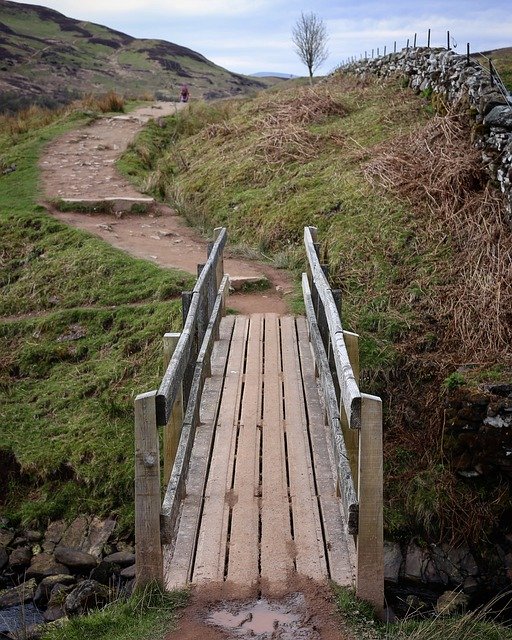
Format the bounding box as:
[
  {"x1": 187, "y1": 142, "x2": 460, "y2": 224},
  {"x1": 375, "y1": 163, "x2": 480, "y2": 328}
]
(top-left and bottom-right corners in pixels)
[{"x1": 40, "y1": 102, "x2": 294, "y2": 314}]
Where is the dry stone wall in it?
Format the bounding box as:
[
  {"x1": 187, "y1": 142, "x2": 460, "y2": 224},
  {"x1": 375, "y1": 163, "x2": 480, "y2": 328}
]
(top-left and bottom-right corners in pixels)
[{"x1": 344, "y1": 48, "x2": 512, "y2": 219}]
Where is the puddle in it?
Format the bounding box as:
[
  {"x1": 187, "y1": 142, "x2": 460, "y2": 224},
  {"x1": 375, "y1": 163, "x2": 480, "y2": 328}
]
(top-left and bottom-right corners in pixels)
[{"x1": 206, "y1": 594, "x2": 319, "y2": 639}]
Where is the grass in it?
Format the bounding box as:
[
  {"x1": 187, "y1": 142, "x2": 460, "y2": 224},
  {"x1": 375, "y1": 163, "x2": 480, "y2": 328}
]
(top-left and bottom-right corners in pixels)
[
  {"x1": 0, "y1": 102, "x2": 193, "y2": 530},
  {"x1": 118, "y1": 72, "x2": 512, "y2": 549},
  {"x1": 42, "y1": 584, "x2": 188, "y2": 640}
]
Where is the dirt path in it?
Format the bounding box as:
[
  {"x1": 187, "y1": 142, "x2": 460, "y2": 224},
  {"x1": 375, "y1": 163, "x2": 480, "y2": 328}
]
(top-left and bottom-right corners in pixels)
[{"x1": 40, "y1": 102, "x2": 294, "y2": 314}]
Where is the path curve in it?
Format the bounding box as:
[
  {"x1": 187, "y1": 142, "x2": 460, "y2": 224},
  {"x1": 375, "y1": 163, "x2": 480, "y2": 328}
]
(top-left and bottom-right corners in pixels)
[{"x1": 40, "y1": 102, "x2": 294, "y2": 314}]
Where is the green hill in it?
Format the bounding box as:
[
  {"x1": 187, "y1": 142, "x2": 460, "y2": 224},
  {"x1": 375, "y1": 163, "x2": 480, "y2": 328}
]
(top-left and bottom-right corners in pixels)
[{"x1": 0, "y1": 0, "x2": 266, "y2": 112}]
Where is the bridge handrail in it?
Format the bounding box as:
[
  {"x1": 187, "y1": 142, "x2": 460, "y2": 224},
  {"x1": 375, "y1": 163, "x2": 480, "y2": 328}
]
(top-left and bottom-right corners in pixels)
[
  {"x1": 134, "y1": 227, "x2": 228, "y2": 588},
  {"x1": 302, "y1": 225, "x2": 384, "y2": 615},
  {"x1": 303, "y1": 226, "x2": 361, "y2": 429},
  {"x1": 156, "y1": 227, "x2": 227, "y2": 425}
]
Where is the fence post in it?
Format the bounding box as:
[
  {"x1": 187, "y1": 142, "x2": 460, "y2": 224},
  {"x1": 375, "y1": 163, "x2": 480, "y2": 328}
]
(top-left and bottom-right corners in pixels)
[
  {"x1": 135, "y1": 390, "x2": 163, "y2": 587},
  {"x1": 413, "y1": 33, "x2": 417, "y2": 48},
  {"x1": 447, "y1": 30, "x2": 450, "y2": 51},
  {"x1": 163, "y1": 333, "x2": 183, "y2": 485},
  {"x1": 427, "y1": 28, "x2": 431, "y2": 48},
  {"x1": 356, "y1": 393, "x2": 384, "y2": 615}
]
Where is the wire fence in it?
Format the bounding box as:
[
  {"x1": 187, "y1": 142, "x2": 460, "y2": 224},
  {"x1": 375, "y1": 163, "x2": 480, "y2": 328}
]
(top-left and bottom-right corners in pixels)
[{"x1": 340, "y1": 28, "x2": 511, "y2": 107}]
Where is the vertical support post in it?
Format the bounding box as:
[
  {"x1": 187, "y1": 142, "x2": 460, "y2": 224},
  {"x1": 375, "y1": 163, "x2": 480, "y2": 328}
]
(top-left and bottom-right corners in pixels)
[
  {"x1": 377, "y1": 47, "x2": 379, "y2": 57},
  {"x1": 447, "y1": 30, "x2": 450, "y2": 50},
  {"x1": 384, "y1": 45, "x2": 386, "y2": 56},
  {"x1": 466, "y1": 43, "x2": 470, "y2": 63},
  {"x1": 427, "y1": 28, "x2": 431, "y2": 48},
  {"x1": 135, "y1": 390, "x2": 163, "y2": 587},
  {"x1": 489, "y1": 58, "x2": 494, "y2": 86},
  {"x1": 394, "y1": 41, "x2": 397, "y2": 54},
  {"x1": 213, "y1": 227, "x2": 224, "y2": 291},
  {"x1": 406, "y1": 38, "x2": 409, "y2": 52},
  {"x1": 371, "y1": 48, "x2": 374, "y2": 58},
  {"x1": 163, "y1": 333, "x2": 183, "y2": 485},
  {"x1": 413, "y1": 33, "x2": 417, "y2": 48},
  {"x1": 356, "y1": 393, "x2": 384, "y2": 616},
  {"x1": 181, "y1": 291, "x2": 194, "y2": 406}
]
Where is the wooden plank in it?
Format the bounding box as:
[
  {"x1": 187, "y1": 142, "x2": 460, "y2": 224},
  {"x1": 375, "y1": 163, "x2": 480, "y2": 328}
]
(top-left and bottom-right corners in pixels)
[
  {"x1": 295, "y1": 318, "x2": 356, "y2": 586},
  {"x1": 356, "y1": 393, "x2": 384, "y2": 615},
  {"x1": 164, "y1": 316, "x2": 235, "y2": 590},
  {"x1": 280, "y1": 316, "x2": 326, "y2": 581},
  {"x1": 192, "y1": 316, "x2": 249, "y2": 583},
  {"x1": 226, "y1": 315, "x2": 262, "y2": 590},
  {"x1": 134, "y1": 390, "x2": 163, "y2": 586},
  {"x1": 260, "y1": 314, "x2": 294, "y2": 590}
]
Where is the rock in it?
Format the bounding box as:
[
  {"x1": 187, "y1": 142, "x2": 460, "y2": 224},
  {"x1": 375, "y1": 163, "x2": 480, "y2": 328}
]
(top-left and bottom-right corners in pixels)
[
  {"x1": 26, "y1": 553, "x2": 70, "y2": 581},
  {"x1": 43, "y1": 521, "x2": 67, "y2": 553},
  {"x1": 120, "y1": 564, "x2": 136, "y2": 580},
  {"x1": 44, "y1": 606, "x2": 66, "y2": 623},
  {"x1": 0, "y1": 531, "x2": 15, "y2": 549},
  {"x1": 485, "y1": 106, "x2": 512, "y2": 130},
  {"x1": 405, "y1": 594, "x2": 429, "y2": 612},
  {"x1": 24, "y1": 531, "x2": 43, "y2": 543},
  {"x1": 384, "y1": 541, "x2": 403, "y2": 582},
  {"x1": 90, "y1": 561, "x2": 116, "y2": 585},
  {"x1": 54, "y1": 546, "x2": 98, "y2": 570},
  {"x1": 10, "y1": 623, "x2": 45, "y2": 639},
  {"x1": 60, "y1": 516, "x2": 89, "y2": 550},
  {"x1": 84, "y1": 517, "x2": 116, "y2": 559},
  {"x1": 0, "y1": 548, "x2": 7, "y2": 571},
  {"x1": 103, "y1": 551, "x2": 135, "y2": 567},
  {"x1": 64, "y1": 580, "x2": 111, "y2": 616},
  {"x1": 0, "y1": 579, "x2": 37, "y2": 607},
  {"x1": 48, "y1": 583, "x2": 74, "y2": 608},
  {"x1": 435, "y1": 590, "x2": 470, "y2": 615},
  {"x1": 404, "y1": 543, "x2": 427, "y2": 581},
  {"x1": 463, "y1": 576, "x2": 479, "y2": 594},
  {"x1": 8, "y1": 546, "x2": 32, "y2": 570},
  {"x1": 34, "y1": 574, "x2": 76, "y2": 606}
]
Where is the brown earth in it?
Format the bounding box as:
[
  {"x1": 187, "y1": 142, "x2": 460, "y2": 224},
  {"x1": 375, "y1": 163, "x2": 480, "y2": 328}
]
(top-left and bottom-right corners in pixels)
[
  {"x1": 40, "y1": 102, "x2": 294, "y2": 314},
  {"x1": 166, "y1": 578, "x2": 355, "y2": 640}
]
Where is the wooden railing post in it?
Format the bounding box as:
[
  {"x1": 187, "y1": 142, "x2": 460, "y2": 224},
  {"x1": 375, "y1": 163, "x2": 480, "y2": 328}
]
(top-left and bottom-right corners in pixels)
[
  {"x1": 134, "y1": 390, "x2": 163, "y2": 587},
  {"x1": 163, "y1": 333, "x2": 183, "y2": 485},
  {"x1": 356, "y1": 393, "x2": 384, "y2": 615}
]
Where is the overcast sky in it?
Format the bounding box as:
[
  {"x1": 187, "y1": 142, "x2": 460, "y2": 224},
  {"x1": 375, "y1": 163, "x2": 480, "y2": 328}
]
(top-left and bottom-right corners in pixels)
[{"x1": 13, "y1": 0, "x2": 512, "y2": 75}]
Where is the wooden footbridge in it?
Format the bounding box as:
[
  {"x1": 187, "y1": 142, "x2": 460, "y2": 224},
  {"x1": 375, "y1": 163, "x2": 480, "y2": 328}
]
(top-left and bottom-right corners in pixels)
[{"x1": 134, "y1": 227, "x2": 384, "y2": 612}]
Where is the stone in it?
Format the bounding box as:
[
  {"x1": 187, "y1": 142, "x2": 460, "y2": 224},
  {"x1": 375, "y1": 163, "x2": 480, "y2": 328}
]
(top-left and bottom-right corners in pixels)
[
  {"x1": 44, "y1": 606, "x2": 66, "y2": 623},
  {"x1": 10, "y1": 623, "x2": 46, "y2": 639},
  {"x1": 90, "y1": 561, "x2": 116, "y2": 585},
  {"x1": 48, "y1": 583, "x2": 74, "y2": 608},
  {"x1": 485, "y1": 106, "x2": 512, "y2": 130},
  {"x1": 64, "y1": 580, "x2": 111, "y2": 616},
  {"x1": 435, "y1": 590, "x2": 470, "y2": 615},
  {"x1": 463, "y1": 576, "x2": 479, "y2": 594},
  {"x1": 26, "y1": 553, "x2": 70, "y2": 581},
  {"x1": 24, "y1": 531, "x2": 43, "y2": 543},
  {"x1": 0, "y1": 547, "x2": 8, "y2": 571},
  {"x1": 34, "y1": 574, "x2": 76, "y2": 606},
  {"x1": 0, "y1": 579, "x2": 37, "y2": 607},
  {"x1": 8, "y1": 546, "x2": 32, "y2": 570},
  {"x1": 120, "y1": 564, "x2": 136, "y2": 580},
  {"x1": 384, "y1": 541, "x2": 402, "y2": 582},
  {"x1": 60, "y1": 516, "x2": 89, "y2": 550},
  {"x1": 404, "y1": 543, "x2": 427, "y2": 581},
  {"x1": 103, "y1": 551, "x2": 135, "y2": 567},
  {"x1": 84, "y1": 517, "x2": 116, "y2": 558},
  {"x1": 0, "y1": 530, "x2": 15, "y2": 548},
  {"x1": 54, "y1": 546, "x2": 98, "y2": 570},
  {"x1": 43, "y1": 521, "x2": 67, "y2": 553}
]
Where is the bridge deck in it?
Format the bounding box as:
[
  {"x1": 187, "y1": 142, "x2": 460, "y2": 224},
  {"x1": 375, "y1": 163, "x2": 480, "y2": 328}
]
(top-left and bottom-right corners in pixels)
[{"x1": 163, "y1": 313, "x2": 355, "y2": 594}]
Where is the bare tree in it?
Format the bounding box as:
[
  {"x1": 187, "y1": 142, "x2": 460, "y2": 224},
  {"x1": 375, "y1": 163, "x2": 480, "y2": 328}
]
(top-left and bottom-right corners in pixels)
[{"x1": 292, "y1": 12, "x2": 329, "y2": 84}]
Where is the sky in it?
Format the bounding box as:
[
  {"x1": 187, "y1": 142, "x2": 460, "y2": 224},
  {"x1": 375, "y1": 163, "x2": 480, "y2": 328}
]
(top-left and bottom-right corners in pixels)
[{"x1": 13, "y1": 0, "x2": 512, "y2": 76}]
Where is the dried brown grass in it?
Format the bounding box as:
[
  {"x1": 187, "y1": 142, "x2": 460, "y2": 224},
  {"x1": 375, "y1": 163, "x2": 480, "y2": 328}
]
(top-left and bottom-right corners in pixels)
[
  {"x1": 250, "y1": 85, "x2": 350, "y2": 166},
  {"x1": 365, "y1": 111, "x2": 512, "y2": 363}
]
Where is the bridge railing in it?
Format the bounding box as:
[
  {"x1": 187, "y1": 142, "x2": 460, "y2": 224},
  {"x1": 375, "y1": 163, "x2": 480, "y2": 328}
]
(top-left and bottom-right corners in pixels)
[
  {"x1": 303, "y1": 225, "x2": 384, "y2": 613},
  {"x1": 134, "y1": 227, "x2": 229, "y2": 587}
]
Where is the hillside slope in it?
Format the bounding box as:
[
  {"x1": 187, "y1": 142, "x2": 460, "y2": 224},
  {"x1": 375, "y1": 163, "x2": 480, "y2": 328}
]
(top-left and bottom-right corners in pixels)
[{"x1": 0, "y1": 0, "x2": 265, "y2": 111}]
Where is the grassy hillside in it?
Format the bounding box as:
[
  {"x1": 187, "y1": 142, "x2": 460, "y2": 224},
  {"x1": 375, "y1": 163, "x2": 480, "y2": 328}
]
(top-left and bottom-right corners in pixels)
[
  {"x1": 0, "y1": 103, "x2": 193, "y2": 529},
  {"x1": 0, "y1": 0, "x2": 266, "y2": 112},
  {"x1": 119, "y1": 72, "x2": 512, "y2": 548}
]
